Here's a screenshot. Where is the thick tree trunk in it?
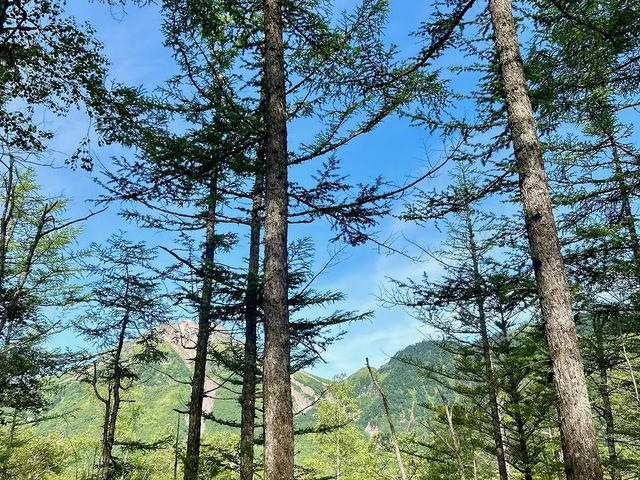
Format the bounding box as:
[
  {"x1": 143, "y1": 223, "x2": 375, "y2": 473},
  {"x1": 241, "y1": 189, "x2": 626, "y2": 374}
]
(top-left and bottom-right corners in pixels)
[
  {"x1": 487, "y1": 1, "x2": 603, "y2": 479},
  {"x1": 261, "y1": 0, "x2": 294, "y2": 478},
  {"x1": 464, "y1": 206, "x2": 509, "y2": 480},
  {"x1": 239, "y1": 172, "x2": 263, "y2": 480},
  {"x1": 183, "y1": 174, "x2": 218, "y2": 480}
]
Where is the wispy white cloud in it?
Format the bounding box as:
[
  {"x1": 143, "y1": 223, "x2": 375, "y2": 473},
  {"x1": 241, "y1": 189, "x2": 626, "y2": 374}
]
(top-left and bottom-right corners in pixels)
[{"x1": 308, "y1": 221, "x2": 444, "y2": 378}]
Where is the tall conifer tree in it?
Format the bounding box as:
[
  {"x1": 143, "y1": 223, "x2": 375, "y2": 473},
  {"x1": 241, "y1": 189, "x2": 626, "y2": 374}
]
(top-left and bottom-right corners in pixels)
[{"x1": 487, "y1": 0, "x2": 603, "y2": 478}]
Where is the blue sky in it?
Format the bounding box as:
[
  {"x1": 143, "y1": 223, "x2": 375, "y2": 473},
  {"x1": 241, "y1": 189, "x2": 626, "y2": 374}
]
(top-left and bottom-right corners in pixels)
[{"x1": 40, "y1": 0, "x2": 467, "y2": 379}]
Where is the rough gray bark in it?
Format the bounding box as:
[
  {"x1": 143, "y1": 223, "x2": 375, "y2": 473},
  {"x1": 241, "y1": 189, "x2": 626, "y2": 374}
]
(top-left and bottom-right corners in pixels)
[
  {"x1": 366, "y1": 358, "x2": 407, "y2": 480},
  {"x1": 262, "y1": 0, "x2": 294, "y2": 478},
  {"x1": 239, "y1": 172, "x2": 263, "y2": 480},
  {"x1": 464, "y1": 205, "x2": 510, "y2": 480},
  {"x1": 183, "y1": 174, "x2": 218, "y2": 480},
  {"x1": 487, "y1": 1, "x2": 603, "y2": 479}
]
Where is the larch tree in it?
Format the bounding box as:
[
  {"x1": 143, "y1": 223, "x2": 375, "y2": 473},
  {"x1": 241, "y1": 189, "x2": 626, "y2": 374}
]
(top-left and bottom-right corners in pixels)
[
  {"x1": 487, "y1": 0, "x2": 603, "y2": 478},
  {"x1": 261, "y1": 0, "x2": 293, "y2": 477},
  {"x1": 525, "y1": 11, "x2": 640, "y2": 473},
  {"x1": 98, "y1": 3, "x2": 403, "y2": 477},
  {"x1": 256, "y1": 0, "x2": 464, "y2": 473},
  {"x1": 79, "y1": 233, "x2": 168, "y2": 480},
  {"x1": 387, "y1": 164, "x2": 532, "y2": 480},
  {"x1": 96, "y1": 2, "x2": 259, "y2": 478},
  {"x1": 0, "y1": 163, "x2": 87, "y2": 429}
]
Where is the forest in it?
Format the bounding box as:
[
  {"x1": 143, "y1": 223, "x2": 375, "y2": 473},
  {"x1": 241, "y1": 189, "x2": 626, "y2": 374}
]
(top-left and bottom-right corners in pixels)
[{"x1": 0, "y1": 0, "x2": 639, "y2": 479}]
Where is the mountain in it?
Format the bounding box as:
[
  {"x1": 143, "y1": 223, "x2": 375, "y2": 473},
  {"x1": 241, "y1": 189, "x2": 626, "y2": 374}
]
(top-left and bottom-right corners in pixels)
[
  {"x1": 37, "y1": 323, "x2": 447, "y2": 451},
  {"x1": 346, "y1": 340, "x2": 449, "y2": 433},
  {"x1": 39, "y1": 321, "x2": 328, "y2": 440}
]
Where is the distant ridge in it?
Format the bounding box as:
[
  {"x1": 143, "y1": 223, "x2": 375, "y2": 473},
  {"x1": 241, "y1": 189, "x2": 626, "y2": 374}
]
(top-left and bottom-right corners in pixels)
[
  {"x1": 40, "y1": 320, "x2": 330, "y2": 440},
  {"x1": 346, "y1": 339, "x2": 448, "y2": 432},
  {"x1": 39, "y1": 326, "x2": 446, "y2": 446}
]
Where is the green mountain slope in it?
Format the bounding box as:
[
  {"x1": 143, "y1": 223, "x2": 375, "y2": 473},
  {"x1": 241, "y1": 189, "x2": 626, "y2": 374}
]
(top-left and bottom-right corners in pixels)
[
  {"x1": 37, "y1": 324, "x2": 446, "y2": 453},
  {"x1": 347, "y1": 340, "x2": 448, "y2": 432},
  {"x1": 38, "y1": 321, "x2": 328, "y2": 442}
]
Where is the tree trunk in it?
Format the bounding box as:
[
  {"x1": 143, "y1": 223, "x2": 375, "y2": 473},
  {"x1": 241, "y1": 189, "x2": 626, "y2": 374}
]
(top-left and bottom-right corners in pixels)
[
  {"x1": 0, "y1": 157, "x2": 15, "y2": 296},
  {"x1": 97, "y1": 384, "x2": 112, "y2": 479},
  {"x1": 366, "y1": 359, "x2": 408, "y2": 480},
  {"x1": 464, "y1": 203, "x2": 509, "y2": 480},
  {"x1": 497, "y1": 319, "x2": 534, "y2": 480},
  {"x1": 487, "y1": 1, "x2": 603, "y2": 479},
  {"x1": 472, "y1": 448, "x2": 478, "y2": 480},
  {"x1": 618, "y1": 321, "x2": 640, "y2": 407},
  {"x1": 100, "y1": 387, "x2": 120, "y2": 480},
  {"x1": 440, "y1": 392, "x2": 466, "y2": 480},
  {"x1": 610, "y1": 137, "x2": 640, "y2": 264},
  {"x1": 592, "y1": 318, "x2": 621, "y2": 480},
  {"x1": 99, "y1": 306, "x2": 130, "y2": 480},
  {"x1": 174, "y1": 414, "x2": 180, "y2": 480},
  {"x1": 262, "y1": 0, "x2": 294, "y2": 478},
  {"x1": 183, "y1": 174, "x2": 218, "y2": 480},
  {"x1": 240, "y1": 172, "x2": 263, "y2": 480}
]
